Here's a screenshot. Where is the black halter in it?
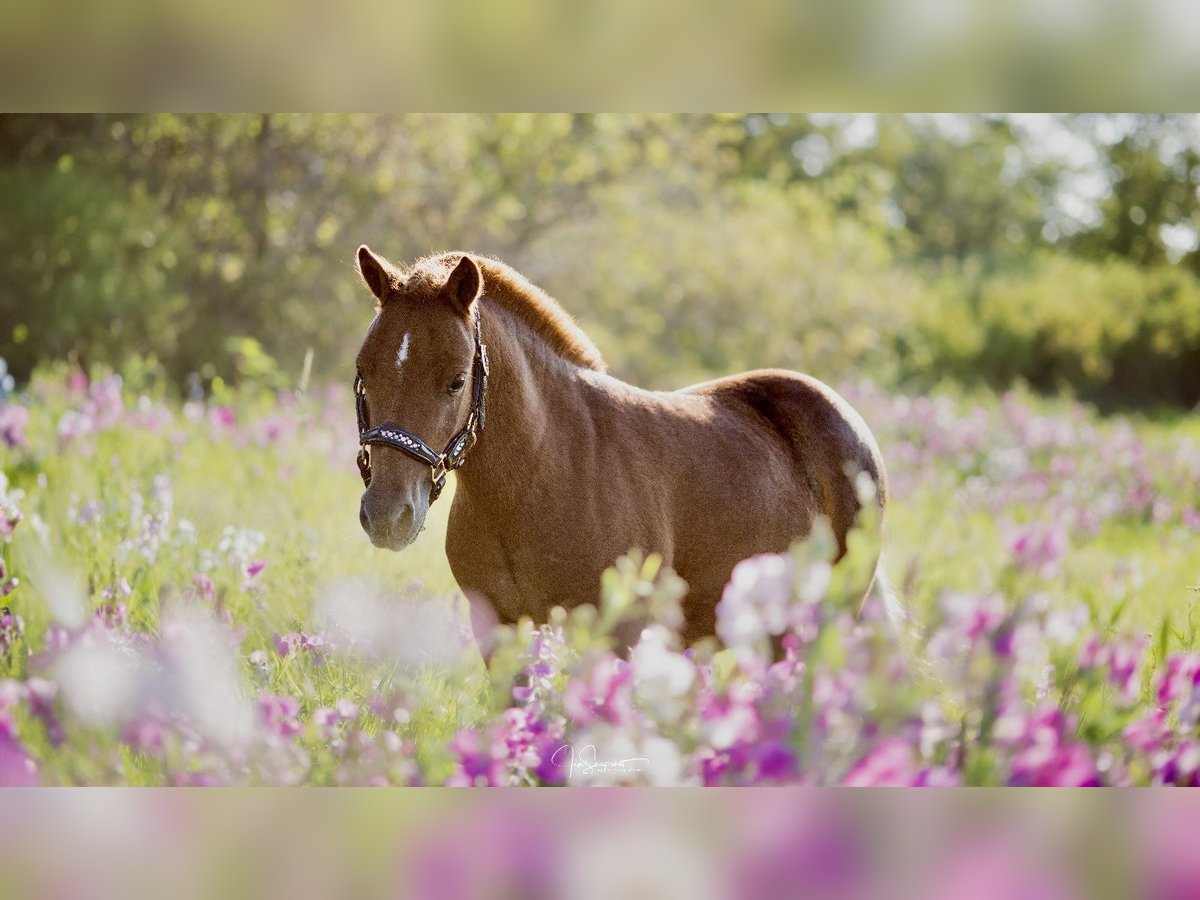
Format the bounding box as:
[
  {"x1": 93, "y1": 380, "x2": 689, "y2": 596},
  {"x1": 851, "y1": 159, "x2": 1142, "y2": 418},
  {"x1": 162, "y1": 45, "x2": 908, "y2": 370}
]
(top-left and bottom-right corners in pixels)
[{"x1": 354, "y1": 308, "x2": 489, "y2": 503}]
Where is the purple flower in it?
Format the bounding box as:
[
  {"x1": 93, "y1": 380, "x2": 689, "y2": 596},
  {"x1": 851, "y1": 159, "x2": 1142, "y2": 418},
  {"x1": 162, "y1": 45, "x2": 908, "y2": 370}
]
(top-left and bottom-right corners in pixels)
[
  {"x1": 312, "y1": 698, "x2": 358, "y2": 738},
  {"x1": 1005, "y1": 523, "x2": 1067, "y2": 578},
  {"x1": 259, "y1": 695, "x2": 302, "y2": 739},
  {"x1": 273, "y1": 632, "x2": 296, "y2": 657},
  {"x1": 927, "y1": 592, "x2": 1007, "y2": 663},
  {"x1": 0, "y1": 607, "x2": 24, "y2": 659},
  {"x1": 1107, "y1": 636, "x2": 1146, "y2": 702},
  {"x1": 1009, "y1": 741, "x2": 1101, "y2": 786},
  {"x1": 446, "y1": 729, "x2": 507, "y2": 787},
  {"x1": 0, "y1": 711, "x2": 38, "y2": 786},
  {"x1": 0, "y1": 475, "x2": 23, "y2": 543},
  {"x1": 1004, "y1": 708, "x2": 1101, "y2": 786},
  {"x1": 1077, "y1": 633, "x2": 1106, "y2": 670},
  {"x1": 122, "y1": 717, "x2": 167, "y2": 757},
  {"x1": 192, "y1": 573, "x2": 216, "y2": 601},
  {"x1": 1078, "y1": 634, "x2": 1145, "y2": 703},
  {"x1": 562, "y1": 654, "x2": 634, "y2": 727},
  {"x1": 1156, "y1": 653, "x2": 1200, "y2": 707},
  {"x1": 1123, "y1": 709, "x2": 1169, "y2": 755},
  {"x1": 208, "y1": 405, "x2": 237, "y2": 432},
  {"x1": 0, "y1": 402, "x2": 28, "y2": 448},
  {"x1": 696, "y1": 746, "x2": 731, "y2": 786},
  {"x1": 1156, "y1": 742, "x2": 1200, "y2": 786},
  {"x1": 914, "y1": 767, "x2": 962, "y2": 786},
  {"x1": 699, "y1": 690, "x2": 761, "y2": 752}
]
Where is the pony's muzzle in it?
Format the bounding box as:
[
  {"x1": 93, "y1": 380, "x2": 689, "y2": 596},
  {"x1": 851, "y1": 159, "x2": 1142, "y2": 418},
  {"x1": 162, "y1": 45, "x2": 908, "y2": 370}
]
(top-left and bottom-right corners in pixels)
[{"x1": 359, "y1": 490, "x2": 420, "y2": 550}]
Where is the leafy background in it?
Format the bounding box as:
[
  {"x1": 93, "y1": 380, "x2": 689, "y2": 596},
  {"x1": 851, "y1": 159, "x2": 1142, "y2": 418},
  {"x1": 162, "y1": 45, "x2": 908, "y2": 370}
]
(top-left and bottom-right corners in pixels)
[{"x1": 3, "y1": 114, "x2": 1199, "y2": 408}]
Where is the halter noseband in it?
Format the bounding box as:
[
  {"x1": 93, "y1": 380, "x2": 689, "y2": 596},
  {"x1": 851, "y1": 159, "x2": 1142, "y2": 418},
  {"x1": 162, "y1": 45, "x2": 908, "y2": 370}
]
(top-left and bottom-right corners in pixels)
[{"x1": 354, "y1": 308, "x2": 489, "y2": 503}]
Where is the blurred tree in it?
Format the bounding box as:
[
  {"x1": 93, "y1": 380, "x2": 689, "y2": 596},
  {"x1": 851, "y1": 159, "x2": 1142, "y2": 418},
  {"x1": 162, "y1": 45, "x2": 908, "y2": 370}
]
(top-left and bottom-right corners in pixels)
[
  {"x1": 725, "y1": 114, "x2": 1062, "y2": 265},
  {"x1": 1067, "y1": 115, "x2": 1200, "y2": 273},
  {"x1": 3, "y1": 114, "x2": 1200, "y2": 408},
  {"x1": 0, "y1": 114, "x2": 742, "y2": 386}
]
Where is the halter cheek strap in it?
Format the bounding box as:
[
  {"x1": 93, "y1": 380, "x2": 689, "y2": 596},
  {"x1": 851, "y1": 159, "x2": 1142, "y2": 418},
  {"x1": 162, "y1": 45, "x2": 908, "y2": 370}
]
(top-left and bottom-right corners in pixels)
[{"x1": 355, "y1": 308, "x2": 489, "y2": 502}]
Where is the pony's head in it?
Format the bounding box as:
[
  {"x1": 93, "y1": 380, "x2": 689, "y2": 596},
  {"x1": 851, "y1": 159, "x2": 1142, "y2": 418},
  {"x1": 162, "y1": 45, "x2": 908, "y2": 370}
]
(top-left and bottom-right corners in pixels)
[{"x1": 354, "y1": 245, "x2": 483, "y2": 551}]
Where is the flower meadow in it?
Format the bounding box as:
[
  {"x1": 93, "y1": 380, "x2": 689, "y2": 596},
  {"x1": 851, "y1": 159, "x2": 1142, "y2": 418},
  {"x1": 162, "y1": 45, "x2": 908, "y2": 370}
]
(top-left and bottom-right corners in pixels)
[{"x1": 0, "y1": 364, "x2": 1199, "y2": 786}]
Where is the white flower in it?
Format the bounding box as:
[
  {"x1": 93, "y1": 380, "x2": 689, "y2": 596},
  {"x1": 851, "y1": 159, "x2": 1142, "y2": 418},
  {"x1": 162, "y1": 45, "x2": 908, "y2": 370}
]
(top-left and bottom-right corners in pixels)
[
  {"x1": 566, "y1": 726, "x2": 691, "y2": 787},
  {"x1": 1045, "y1": 603, "x2": 1089, "y2": 646},
  {"x1": 53, "y1": 631, "x2": 148, "y2": 727},
  {"x1": 632, "y1": 626, "x2": 695, "y2": 720},
  {"x1": 716, "y1": 553, "x2": 794, "y2": 650}
]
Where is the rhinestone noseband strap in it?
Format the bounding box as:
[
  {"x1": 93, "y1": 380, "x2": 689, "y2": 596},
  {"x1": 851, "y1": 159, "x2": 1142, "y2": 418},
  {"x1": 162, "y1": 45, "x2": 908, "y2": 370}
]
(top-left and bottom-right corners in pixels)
[{"x1": 354, "y1": 308, "x2": 489, "y2": 502}]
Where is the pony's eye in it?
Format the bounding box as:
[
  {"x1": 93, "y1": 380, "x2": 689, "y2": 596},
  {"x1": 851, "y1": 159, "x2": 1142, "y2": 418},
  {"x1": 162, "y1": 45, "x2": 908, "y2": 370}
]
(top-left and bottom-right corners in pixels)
[{"x1": 449, "y1": 373, "x2": 467, "y2": 395}]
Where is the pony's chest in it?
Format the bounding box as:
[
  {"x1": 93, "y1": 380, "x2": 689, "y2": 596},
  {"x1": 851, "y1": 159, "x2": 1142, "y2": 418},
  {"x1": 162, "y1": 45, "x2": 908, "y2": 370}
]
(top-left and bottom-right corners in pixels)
[{"x1": 444, "y1": 500, "x2": 617, "y2": 622}]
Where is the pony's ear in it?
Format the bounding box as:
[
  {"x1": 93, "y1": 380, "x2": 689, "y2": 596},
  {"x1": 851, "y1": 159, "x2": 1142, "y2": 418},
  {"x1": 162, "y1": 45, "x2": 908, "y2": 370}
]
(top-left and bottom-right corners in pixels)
[
  {"x1": 444, "y1": 254, "x2": 482, "y2": 316},
  {"x1": 356, "y1": 245, "x2": 398, "y2": 303}
]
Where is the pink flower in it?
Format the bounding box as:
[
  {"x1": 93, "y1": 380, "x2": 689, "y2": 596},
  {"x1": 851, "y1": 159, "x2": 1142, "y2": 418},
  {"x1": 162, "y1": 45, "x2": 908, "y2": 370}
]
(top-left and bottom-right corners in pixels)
[
  {"x1": 259, "y1": 695, "x2": 302, "y2": 739},
  {"x1": 1077, "y1": 633, "x2": 1106, "y2": 670},
  {"x1": 1156, "y1": 742, "x2": 1200, "y2": 786},
  {"x1": 122, "y1": 718, "x2": 167, "y2": 757},
  {"x1": 192, "y1": 573, "x2": 216, "y2": 601},
  {"x1": 0, "y1": 712, "x2": 37, "y2": 786},
  {"x1": 1009, "y1": 741, "x2": 1100, "y2": 786},
  {"x1": 274, "y1": 632, "x2": 297, "y2": 656},
  {"x1": 1123, "y1": 709, "x2": 1169, "y2": 755},
  {"x1": 446, "y1": 729, "x2": 506, "y2": 787},
  {"x1": 1158, "y1": 653, "x2": 1200, "y2": 707},
  {"x1": 914, "y1": 767, "x2": 962, "y2": 786},
  {"x1": 1005, "y1": 523, "x2": 1067, "y2": 579},
  {"x1": 0, "y1": 607, "x2": 24, "y2": 656},
  {"x1": 1078, "y1": 634, "x2": 1145, "y2": 702},
  {"x1": 843, "y1": 738, "x2": 919, "y2": 786},
  {"x1": 208, "y1": 405, "x2": 236, "y2": 431},
  {"x1": 0, "y1": 402, "x2": 28, "y2": 448},
  {"x1": 241, "y1": 560, "x2": 267, "y2": 592},
  {"x1": 1004, "y1": 708, "x2": 1100, "y2": 786},
  {"x1": 1107, "y1": 636, "x2": 1146, "y2": 702},
  {"x1": 562, "y1": 655, "x2": 634, "y2": 727}
]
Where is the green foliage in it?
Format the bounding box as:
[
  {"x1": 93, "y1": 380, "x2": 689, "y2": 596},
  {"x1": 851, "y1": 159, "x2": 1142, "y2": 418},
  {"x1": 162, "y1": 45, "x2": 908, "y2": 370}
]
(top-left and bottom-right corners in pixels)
[
  {"x1": 529, "y1": 177, "x2": 921, "y2": 388},
  {"x1": 4, "y1": 114, "x2": 1200, "y2": 408},
  {"x1": 906, "y1": 255, "x2": 1200, "y2": 407},
  {"x1": 0, "y1": 161, "x2": 189, "y2": 377},
  {"x1": 1068, "y1": 116, "x2": 1200, "y2": 272}
]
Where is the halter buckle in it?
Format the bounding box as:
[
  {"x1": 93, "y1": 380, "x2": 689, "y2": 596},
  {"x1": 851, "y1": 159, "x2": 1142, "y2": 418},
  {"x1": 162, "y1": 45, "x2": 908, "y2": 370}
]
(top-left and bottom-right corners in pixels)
[{"x1": 431, "y1": 456, "x2": 449, "y2": 484}]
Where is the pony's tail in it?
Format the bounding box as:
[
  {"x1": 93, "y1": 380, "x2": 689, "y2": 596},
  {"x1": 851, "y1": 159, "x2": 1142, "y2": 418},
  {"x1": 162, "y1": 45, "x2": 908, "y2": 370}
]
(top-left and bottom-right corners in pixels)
[{"x1": 869, "y1": 561, "x2": 913, "y2": 641}]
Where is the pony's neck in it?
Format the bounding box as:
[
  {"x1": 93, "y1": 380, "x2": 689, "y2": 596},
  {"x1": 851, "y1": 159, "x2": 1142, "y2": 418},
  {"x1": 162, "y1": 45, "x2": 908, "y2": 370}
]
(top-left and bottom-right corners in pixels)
[{"x1": 453, "y1": 300, "x2": 580, "y2": 499}]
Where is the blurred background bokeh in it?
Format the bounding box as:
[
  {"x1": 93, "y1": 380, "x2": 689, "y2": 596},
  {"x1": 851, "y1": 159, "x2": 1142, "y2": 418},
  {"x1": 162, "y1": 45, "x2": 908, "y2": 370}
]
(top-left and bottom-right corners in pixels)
[
  {"x1": 2, "y1": 114, "x2": 1200, "y2": 409},
  {"x1": 2, "y1": 0, "x2": 1199, "y2": 108},
  {"x1": 2, "y1": 790, "x2": 1200, "y2": 900}
]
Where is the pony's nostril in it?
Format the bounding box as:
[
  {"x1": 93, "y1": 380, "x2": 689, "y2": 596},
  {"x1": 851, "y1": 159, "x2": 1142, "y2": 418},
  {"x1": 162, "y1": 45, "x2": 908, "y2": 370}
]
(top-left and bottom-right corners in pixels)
[
  {"x1": 361, "y1": 493, "x2": 418, "y2": 547},
  {"x1": 395, "y1": 503, "x2": 415, "y2": 532}
]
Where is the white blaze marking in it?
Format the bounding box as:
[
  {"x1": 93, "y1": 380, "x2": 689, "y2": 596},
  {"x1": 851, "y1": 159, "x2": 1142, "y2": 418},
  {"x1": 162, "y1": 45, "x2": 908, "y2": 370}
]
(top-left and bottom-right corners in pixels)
[{"x1": 395, "y1": 333, "x2": 411, "y2": 371}]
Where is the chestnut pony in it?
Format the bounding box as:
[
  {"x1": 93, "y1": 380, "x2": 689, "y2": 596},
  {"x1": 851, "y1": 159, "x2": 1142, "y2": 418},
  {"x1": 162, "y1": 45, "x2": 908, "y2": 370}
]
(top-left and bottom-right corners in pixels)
[{"x1": 353, "y1": 247, "x2": 889, "y2": 650}]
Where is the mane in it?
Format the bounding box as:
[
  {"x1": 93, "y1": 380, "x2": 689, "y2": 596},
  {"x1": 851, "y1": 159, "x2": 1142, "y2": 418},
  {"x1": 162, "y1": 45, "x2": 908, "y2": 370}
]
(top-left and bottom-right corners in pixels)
[{"x1": 406, "y1": 253, "x2": 606, "y2": 372}]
